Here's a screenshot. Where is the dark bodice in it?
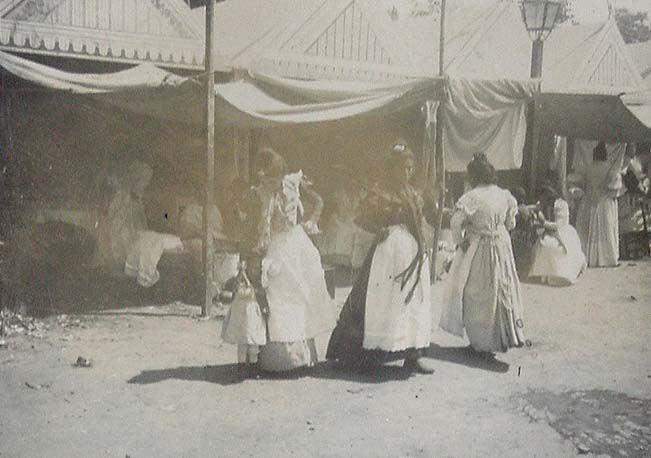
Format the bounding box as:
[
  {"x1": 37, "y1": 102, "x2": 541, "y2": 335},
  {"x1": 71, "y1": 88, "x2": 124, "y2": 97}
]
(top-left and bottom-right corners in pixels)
[{"x1": 355, "y1": 184, "x2": 433, "y2": 247}]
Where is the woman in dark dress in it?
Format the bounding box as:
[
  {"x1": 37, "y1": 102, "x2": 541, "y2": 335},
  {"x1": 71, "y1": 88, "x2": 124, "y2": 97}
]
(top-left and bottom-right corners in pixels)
[{"x1": 326, "y1": 143, "x2": 435, "y2": 374}]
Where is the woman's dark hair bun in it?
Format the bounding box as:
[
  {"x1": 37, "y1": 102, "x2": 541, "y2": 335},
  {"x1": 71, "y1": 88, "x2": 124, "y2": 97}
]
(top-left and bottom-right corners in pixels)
[
  {"x1": 467, "y1": 152, "x2": 497, "y2": 187},
  {"x1": 472, "y1": 152, "x2": 489, "y2": 163}
]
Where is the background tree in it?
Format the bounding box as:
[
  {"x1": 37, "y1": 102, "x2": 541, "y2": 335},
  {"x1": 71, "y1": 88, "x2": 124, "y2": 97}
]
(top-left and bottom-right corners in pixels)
[
  {"x1": 614, "y1": 7, "x2": 651, "y2": 44},
  {"x1": 556, "y1": 0, "x2": 576, "y2": 25}
]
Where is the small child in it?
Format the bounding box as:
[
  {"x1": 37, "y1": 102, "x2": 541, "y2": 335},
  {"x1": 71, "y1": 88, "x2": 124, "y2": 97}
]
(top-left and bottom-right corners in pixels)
[{"x1": 220, "y1": 261, "x2": 268, "y2": 377}]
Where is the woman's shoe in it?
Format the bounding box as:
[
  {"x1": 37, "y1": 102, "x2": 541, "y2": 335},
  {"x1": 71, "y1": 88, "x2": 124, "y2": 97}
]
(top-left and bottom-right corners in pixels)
[{"x1": 403, "y1": 357, "x2": 435, "y2": 374}]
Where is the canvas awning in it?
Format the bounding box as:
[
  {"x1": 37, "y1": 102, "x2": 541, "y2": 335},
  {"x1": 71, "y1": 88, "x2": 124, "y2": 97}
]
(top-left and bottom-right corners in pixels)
[
  {"x1": 539, "y1": 88, "x2": 651, "y2": 142},
  {"x1": 0, "y1": 49, "x2": 538, "y2": 170}
]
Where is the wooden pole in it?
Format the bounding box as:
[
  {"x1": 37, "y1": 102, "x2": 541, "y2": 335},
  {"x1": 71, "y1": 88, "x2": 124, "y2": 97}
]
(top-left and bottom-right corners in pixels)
[
  {"x1": 430, "y1": 0, "x2": 446, "y2": 282},
  {"x1": 202, "y1": 0, "x2": 216, "y2": 317}
]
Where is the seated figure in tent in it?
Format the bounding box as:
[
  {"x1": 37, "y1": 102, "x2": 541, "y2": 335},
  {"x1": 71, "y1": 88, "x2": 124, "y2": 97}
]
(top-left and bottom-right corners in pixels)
[
  {"x1": 316, "y1": 170, "x2": 375, "y2": 274},
  {"x1": 96, "y1": 161, "x2": 152, "y2": 273},
  {"x1": 176, "y1": 189, "x2": 237, "y2": 293},
  {"x1": 96, "y1": 161, "x2": 185, "y2": 288}
]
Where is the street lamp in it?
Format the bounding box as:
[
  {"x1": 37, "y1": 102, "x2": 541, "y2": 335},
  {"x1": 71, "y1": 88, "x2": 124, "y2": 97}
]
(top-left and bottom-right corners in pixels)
[{"x1": 520, "y1": 0, "x2": 562, "y2": 78}]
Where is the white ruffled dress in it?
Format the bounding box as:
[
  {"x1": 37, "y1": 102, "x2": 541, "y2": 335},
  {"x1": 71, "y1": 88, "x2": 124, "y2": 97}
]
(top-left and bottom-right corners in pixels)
[{"x1": 529, "y1": 199, "x2": 586, "y2": 285}]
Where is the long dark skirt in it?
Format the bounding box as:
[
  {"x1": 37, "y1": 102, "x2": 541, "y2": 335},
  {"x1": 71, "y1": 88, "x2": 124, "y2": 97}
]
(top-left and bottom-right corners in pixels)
[{"x1": 325, "y1": 241, "x2": 419, "y2": 368}]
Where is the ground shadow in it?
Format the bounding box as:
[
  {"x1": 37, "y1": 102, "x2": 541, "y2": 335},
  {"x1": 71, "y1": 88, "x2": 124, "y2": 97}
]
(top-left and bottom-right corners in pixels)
[
  {"x1": 424, "y1": 344, "x2": 510, "y2": 373},
  {"x1": 128, "y1": 364, "x2": 244, "y2": 386},
  {"x1": 309, "y1": 360, "x2": 412, "y2": 384},
  {"x1": 84, "y1": 311, "x2": 192, "y2": 318},
  {"x1": 127, "y1": 360, "x2": 413, "y2": 386}
]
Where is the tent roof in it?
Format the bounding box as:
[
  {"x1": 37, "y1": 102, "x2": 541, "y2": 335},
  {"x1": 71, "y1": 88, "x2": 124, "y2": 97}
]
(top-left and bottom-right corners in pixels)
[
  {"x1": 190, "y1": 0, "x2": 327, "y2": 70},
  {"x1": 543, "y1": 20, "x2": 643, "y2": 90},
  {"x1": 627, "y1": 40, "x2": 651, "y2": 88},
  {"x1": 196, "y1": 0, "x2": 644, "y2": 92},
  {"x1": 0, "y1": 0, "x2": 204, "y2": 69},
  {"x1": 189, "y1": 0, "x2": 530, "y2": 80},
  {"x1": 258, "y1": 0, "x2": 530, "y2": 81}
]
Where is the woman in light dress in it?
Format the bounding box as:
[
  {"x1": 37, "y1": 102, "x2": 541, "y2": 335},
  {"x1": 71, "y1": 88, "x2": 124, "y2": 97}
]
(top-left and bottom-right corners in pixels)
[
  {"x1": 528, "y1": 185, "x2": 586, "y2": 286},
  {"x1": 571, "y1": 141, "x2": 625, "y2": 268},
  {"x1": 326, "y1": 143, "x2": 435, "y2": 374},
  {"x1": 440, "y1": 153, "x2": 526, "y2": 354},
  {"x1": 250, "y1": 148, "x2": 336, "y2": 373}
]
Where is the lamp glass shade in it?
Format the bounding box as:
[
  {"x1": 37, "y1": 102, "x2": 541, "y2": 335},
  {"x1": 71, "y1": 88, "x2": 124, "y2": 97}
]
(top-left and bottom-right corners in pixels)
[
  {"x1": 543, "y1": 2, "x2": 561, "y2": 30},
  {"x1": 520, "y1": 0, "x2": 561, "y2": 39}
]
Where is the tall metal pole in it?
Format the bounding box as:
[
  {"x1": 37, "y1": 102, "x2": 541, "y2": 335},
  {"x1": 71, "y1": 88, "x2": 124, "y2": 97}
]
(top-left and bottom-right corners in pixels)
[
  {"x1": 431, "y1": 0, "x2": 446, "y2": 282},
  {"x1": 530, "y1": 39, "x2": 544, "y2": 79},
  {"x1": 528, "y1": 38, "x2": 543, "y2": 196},
  {"x1": 202, "y1": 0, "x2": 216, "y2": 317}
]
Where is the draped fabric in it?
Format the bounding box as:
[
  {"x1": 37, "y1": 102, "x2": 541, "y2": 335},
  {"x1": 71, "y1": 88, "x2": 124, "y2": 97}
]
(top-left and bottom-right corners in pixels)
[
  {"x1": 0, "y1": 50, "x2": 538, "y2": 170},
  {"x1": 441, "y1": 79, "x2": 535, "y2": 171},
  {"x1": 0, "y1": 49, "x2": 187, "y2": 93}
]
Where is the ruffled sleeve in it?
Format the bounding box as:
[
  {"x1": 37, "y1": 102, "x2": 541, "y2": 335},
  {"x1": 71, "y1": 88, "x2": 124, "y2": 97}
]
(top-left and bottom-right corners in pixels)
[
  {"x1": 455, "y1": 192, "x2": 479, "y2": 217},
  {"x1": 449, "y1": 191, "x2": 474, "y2": 245},
  {"x1": 504, "y1": 189, "x2": 519, "y2": 231}
]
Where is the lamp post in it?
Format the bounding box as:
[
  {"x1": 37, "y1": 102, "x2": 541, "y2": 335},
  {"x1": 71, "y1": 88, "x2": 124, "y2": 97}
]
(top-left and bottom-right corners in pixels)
[
  {"x1": 519, "y1": 0, "x2": 561, "y2": 195},
  {"x1": 520, "y1": 0, "x2": 562, "y2": 78}
]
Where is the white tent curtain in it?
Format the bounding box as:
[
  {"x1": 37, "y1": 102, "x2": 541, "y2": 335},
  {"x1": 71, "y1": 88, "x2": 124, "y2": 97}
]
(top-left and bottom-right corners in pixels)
[
  {"x1": 442, "y1": 78, "x2": 534, "y2": 171},
  {"x1": 0, "y1": 50, "x2": 537, "y2": 171}
]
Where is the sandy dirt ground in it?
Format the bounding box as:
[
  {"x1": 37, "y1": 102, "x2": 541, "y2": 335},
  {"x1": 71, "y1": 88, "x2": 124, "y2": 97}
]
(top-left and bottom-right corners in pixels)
[{"x1": 1, "y1": 260, "x2": 650, "y2": 457}]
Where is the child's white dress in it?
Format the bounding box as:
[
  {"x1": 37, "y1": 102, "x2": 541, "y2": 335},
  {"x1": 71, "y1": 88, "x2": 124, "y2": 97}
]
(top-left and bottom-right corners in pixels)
[
  {"x1": 529, "y1": 199, "x2": 586, "y2": 286},
  {"x1": 221, "y1": 284, "x2": 267, "y2": 347}
]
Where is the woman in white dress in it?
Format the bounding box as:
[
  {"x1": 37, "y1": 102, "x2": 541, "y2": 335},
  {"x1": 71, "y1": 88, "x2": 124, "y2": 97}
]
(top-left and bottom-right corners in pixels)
[
  {"x1": 529, "y1": 186, "x2": 586, "y2": 286},
  {"x1": 250, "y1": 148, "x2": 336, "y2": 373},
  {"x1": 440, "y1": 153, "x2": 526, "y2": 354},
  {"x1": 326, "y1": 143, "x2": 435, "y2": 374},
  {"x1": 571, "y1": 141, "x2": 625, "y2": 267}
]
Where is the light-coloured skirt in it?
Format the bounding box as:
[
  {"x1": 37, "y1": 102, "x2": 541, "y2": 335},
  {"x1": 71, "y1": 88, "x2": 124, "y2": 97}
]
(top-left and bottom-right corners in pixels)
[
  {"x1": 259, "y1": 225, "x2": 335, "y2": 371},
  {"x1": 441, "y1": 227, "x2": 526, "y2": 353},
  {"x1": 257, "y1": 340, "x2": 318, "y2": 372},
  {"x1": 576, "y1": 197, "x2": 619, "y2": 267},
  {"x1": 363, "y1": 225, "x2": 432, "y2": 352}
]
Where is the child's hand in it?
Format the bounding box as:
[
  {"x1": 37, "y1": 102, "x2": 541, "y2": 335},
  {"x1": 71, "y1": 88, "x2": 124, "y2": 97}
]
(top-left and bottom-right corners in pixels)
[{"x1": 302, "y1": 220, "x2": 320, "y2": 235}]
